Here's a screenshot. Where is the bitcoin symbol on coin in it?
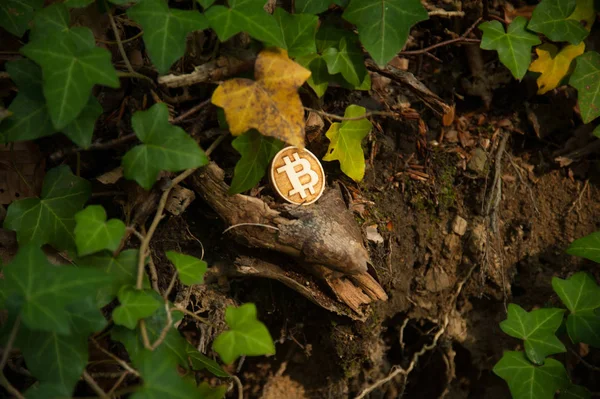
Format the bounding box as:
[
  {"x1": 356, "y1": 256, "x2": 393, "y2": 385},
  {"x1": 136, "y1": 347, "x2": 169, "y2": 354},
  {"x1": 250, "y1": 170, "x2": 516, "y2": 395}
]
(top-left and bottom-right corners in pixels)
[
  {"x1": 270, "y1": 147, "x2": 325, "y2": 205},
  {"x1": 276, "y1": 153, "x2": 319, "y2": 199}
]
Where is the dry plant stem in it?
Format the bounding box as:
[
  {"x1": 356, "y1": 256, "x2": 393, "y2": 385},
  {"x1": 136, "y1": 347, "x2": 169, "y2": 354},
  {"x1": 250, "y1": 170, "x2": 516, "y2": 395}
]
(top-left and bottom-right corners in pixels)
[
  {"x1": 223, "y1": 223, "x2": 280, "y2": 234},
  {"x1": 91, "y1": 338, "x2": 140, "y2": 377},
  {"x1": 107, "y1": 372, "x2": 130, "y2": 396},
  {"x1": 428, "y1": 9, "x2": 465, "y2": 17},
  {"x1": 567, "y1": 179, "x2": 589, "y2": 215},
  {"x1": 173, "y1": 99, "x2": 211, "y2": 124},
  {"x1": 0, "y1": 372, "x2": 24, "y2": 399},
  {"x1": 232, "y1": 375, "x2": 244, "y2": 399},
  {"x1": 147, "y1": 256, "x2": 160, "y2": 292},
  {"x1": 172, "y1": 306, "x2": 215, "y2": 327},
  {"x1": 148, "y1": 302, "x2": 173, "y2": 350},
  {"x1": 486, "y1": 133, "x2": 509, "y2": 232},
  {"x1": 569, "y1": 347, "x2": 600, "y2": 372},
  {"x1": 0, "y1": 316, "x2": 20, "y2": 373},
  {"x1": 106, "y1": 2, "x2": 151, "y2": 83},
  {"x1": 164, "y1": 272, "x2": 178, "y2": 299},
  {"x1": 82, "y1": 370, "x2": 109, "y2": 399},
  {"x1": 49, "y1": 133, "x2": 137, "y2": 161},
  {"x1": 304, "y1": 107, "x2": 398, "y2": 121},
  {"x1": 401, "y1": 17, "x2": 482, "y2": 56},
  {"x1": 96, "y1": 29, "x2": 144, "y2": 45},
  {"x1": 355, "y1": 263, "x2": 478, "y2": 399}
]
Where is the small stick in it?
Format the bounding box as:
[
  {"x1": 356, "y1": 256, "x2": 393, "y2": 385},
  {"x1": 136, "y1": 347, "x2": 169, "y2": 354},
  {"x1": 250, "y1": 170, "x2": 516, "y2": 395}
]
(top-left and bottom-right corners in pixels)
[
  {"x1": 428, "y1": 9, "x2": 465, "y2": 18},
  {"x1": 0, "y1": 372, "x2": 24, "y2": 399},
  {"x1": 400, "y1": 17, "x2": 482, "y2": 56},
  {"x1": 223, "y1": 223, "x2": 280, "y2": 234},
  {"x1": 232, "y1": 375, "x2": 244, "y2": 399},
  {"x1": 566, "y1": 179, "x2": 589, "y2": 215},
  {"x1": 107, "y1": 372, "x2": 130, "y2": 396},
  {"x1": 304, "y1": 107, "x2": 398, "y2": 121},
  {"x1": 0, "y1": 316, "x2": 20, "y2": 372},
  {"x1": 91, "y1": 338, "x2": 140, "y2": 377},
  {"x1": 173, "y1": 99, "x2": 211, "y2": 124},
  {"x1": 82, "y1": 370, "x2": 109, "y2": 399}
]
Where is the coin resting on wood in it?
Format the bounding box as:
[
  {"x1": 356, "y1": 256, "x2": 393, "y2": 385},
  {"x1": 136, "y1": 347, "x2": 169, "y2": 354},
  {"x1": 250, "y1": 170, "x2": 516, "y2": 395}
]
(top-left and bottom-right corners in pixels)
[{"x1": 188, "y1": 162, "x2": 387, "y2": 316}]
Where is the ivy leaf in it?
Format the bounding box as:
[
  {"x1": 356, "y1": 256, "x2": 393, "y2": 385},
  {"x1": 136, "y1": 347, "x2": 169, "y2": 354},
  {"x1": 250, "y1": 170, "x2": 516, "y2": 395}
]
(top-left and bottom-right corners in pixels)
[
  {"x1": 569, "y1": 52, "x2": 600, "y2": 123},
  {"x1": 21, "y1": 27, "x2": 119, "y2": 129},
  {"x1": 322, "y1": 37, "x2": 367, "y2": 87},
  {"x1": 186, "y1": 345, "x2": 229, "y2": 378},
  {"x1": 0, "y1": 59, "x2": 54, "y2": 142},
  {"x1": 552, "y1": 272, "x2": 600, "y2": 347},
  {"x1": 0, "y1": 0, "x2": 43, "y2": 37},
  {"x1": 2, "y1": 244, "x2": 111, "y2": 334},
  {"x1": 166, "y1": 251, "x2": 208, "y2": 285},
  {"x1": 77, "y1": 250, "x2": 149, "y2": 307},
  {"x1": 197, "y1": 0, "x2": 216, "y2": 8},
  {"x1": 205, "y1": 0, "x2": 285, "y2": 48},
  {"x1": 29, "y1": 3, "x2": 69, "y2": 42},
  {"x1": 528, "y1": 0, "x2": 589, "y2": 45},
  {"x1": 18, "y1": 325, "x2": 89, "y2": 397},
  {"x1": 567, "y1": 231, "x2": 600, "y2": 262},
  {"x1": 130, "y1": 348, "x2": 206, "y2": 399},
  {"x1": 229, "y1": 130, "x2": 284, "y2": 194},
  {"x1": 113, "y1": 288, "x2": 161, "y2": 329},
  {"x1": 212, "y1": 47, "x2": 310, "y2": 148},
  {"x1": 342, "y1": 0, "x2": 429, "y2": 66},
  {"x1": 198, "y1": 382, "x2": 228, "y2": 399},
  {"x1": 212, "y1": 303, "x2": 275, "y2": 364},
  {"x1": 322, "y1": 105, "x2": 372, "y2": 182},
  {"x1": 499, "y1": 304, "x2": 566, "y2": 364},
  {"x1": 529, "y1": 42, "x2": 585, "y2": 94},
  {"x1": 297, "y1": 54, "x2": 330, "y2": 97},
  {"x1": 295, "y1": 0, "x2": 332, "y2": 14},
  {"x1": 74, "y1": 205, "x2": 126, "y2": 257},
  {"x1": 559, "y1": 384, "x2": 592, "y2": 399},
  {"x1": 273, "y1": 8, "x2": 318, "y2": 58},
  {"x1": 493, "y1": 351, "x2": 569, "y2": 399},
  {"x1": 4, "y1": 165, "x2": 91, "y2": 251},
  {"x1": 62, "y1": 95, "x2": 102, "y2": 148},
  {"x1": 122, "y1": 103, "x2": 208, "y2": 190},
  {"x1": 479, "y1": 17, "x2": 541, "y2": 80},
  {"x1": 127, "y1": 0, "x2": 208, "y2": 75}
]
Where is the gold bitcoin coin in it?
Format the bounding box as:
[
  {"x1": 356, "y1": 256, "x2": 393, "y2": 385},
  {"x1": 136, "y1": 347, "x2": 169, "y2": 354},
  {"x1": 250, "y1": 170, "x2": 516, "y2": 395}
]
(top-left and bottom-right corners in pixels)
[{"x1": 270, "y1": 146, "x2": 325, "y2": 205}]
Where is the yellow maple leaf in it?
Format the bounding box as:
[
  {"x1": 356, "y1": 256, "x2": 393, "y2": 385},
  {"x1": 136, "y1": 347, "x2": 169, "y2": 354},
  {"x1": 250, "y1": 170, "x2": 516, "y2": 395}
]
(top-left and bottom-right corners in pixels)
[
  {"x1": 529, "y1": 42, "x2": 585, "y2": 94},
  {"x1": 211, "y1": 48, "x2": 311, "y2": 148}
]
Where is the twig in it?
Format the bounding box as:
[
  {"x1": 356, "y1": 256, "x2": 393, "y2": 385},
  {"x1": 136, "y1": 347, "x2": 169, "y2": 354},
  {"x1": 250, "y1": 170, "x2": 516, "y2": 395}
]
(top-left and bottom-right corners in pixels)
[
  {"x1": 569, "y1": 347, "x2": 600, "y2": 372},
  {"x1": 400, "y1": 17, "x2": 482, "y2": 56},
  {"x1": 82, "y1": 370, "x2": 109, "y2": 399},
  {"x1": 173, "y1": 99, "x2": 211, "y2": 124},
  {"x1": 147, "y1": 256, "x2": 160, "y2": 293},
  {"x1": 398, "y1": 317, "x2": 409, "y2": 352},
  {"x1": 164, "y1": 272, "x2": 178, "y2": 299},
  {"x1": 222, "y1": 223, "x2": 280, "y2": 234},
  {"x1": 172, "y1": 306, "x2": 215, "y2": 328},
  {"x1": 0, "y1": 372, "x2": 24, "y2": 399},
  {"x1": 205, "y1": 131, "x2": 229, "y2": 156},
  {"x1": 96, "y1": 29, "x2": 144, "y2": 45},
  {"x1": 566, "y1": 179, "x2": 589, "y2": 215},
  {"x1": 149, "y1": 302, "x2": 173, "y2": 350},
  {"x1": 50, "y1": 133, "x2": 137, "y2": 161},
  {"x1": 106, "y1": 1, "x2": 152, "y2": 83},
  {"x1": 428, "y1": 9, "x2": 465, "y2": 18},
  {"x1": 90, "y1": 338, "x2": 140, "y2": 377},
  {"x1": 0, "y1": 316, "x2": 20, "y2": 373},
  {"x1": 107, "y1": 372, "x2": 130, "y2": 396},
  {"x1": 304, "y1": 107, "x2": 398, "y2": 121},
  {"x1": 232, "y1": 375, "x2": 244, "y2": 399}
]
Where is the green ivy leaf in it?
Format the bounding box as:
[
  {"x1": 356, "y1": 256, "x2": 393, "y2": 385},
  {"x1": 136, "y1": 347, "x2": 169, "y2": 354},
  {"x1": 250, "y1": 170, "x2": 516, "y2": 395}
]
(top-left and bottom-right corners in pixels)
[
  {"x1": 64, "y1": 0, "x2": 95, "y2": 7},
  {"x1": 479, "y1": 17, "x2": 541, "y2": 80},
  {"x1": 213, "y1": 303, "x2": 275, "y2": 364},
  {"x1": 4, "y1": 165, "x2": 91, "y2": 251},
  {"x1": 186, "y1": 345, "x2": 229, "y2": 378},
  {"x1": 493, "y1": 351, "x2": 569, "y2": 399},
  {"x1": 77, "y1": 249, "x2": 148, "y2": 307},
  {"x1": 322, "y1": 36, "x2": 367, "y2": 87},
  {"x1": 166, "y1": 251, "x2": 208, "y2": 285},
  {"x1": 62, "y1": 95, "x2": 102, "y2": 148},
  {"x1": 18, "y1": 325, "x2": 89, "y2": 397},
  {"x1": 122, "y1": 103, "x2": 208, "y2": 190},
  {"x1": 2, "y1": 244, "x2": 111, "y2": 334},
  {"x1": 273, "y1": 8, "x2": 318, "y2": 58},
  {"x1": 25, "y1": 382, "x2": 71, "y2": 399},
  {"x1": 552, "y1": 272, "x2": 600, "y2": 347},
  {"x1": 0, "y1": 59, "x2": 54, "y2": 142},
  {"x1": 559, "y1": 384, "x2": 592, "y2": 399},
  {"x1": 198, "y1": 382, "x2": 228, "y2": 399},
  {"x1": 295, "y1": 0, "x2": 332, "y2": 14},
  {"x1": 297, "y1": 54, "x2": 330, "y2": 97},
  {"x1": 322, "y1": 104, "x2": 372, "y2": 182},
  {"x1": 29, "y1": 3, "x2": 69, "y2": 42},
  {"x1": 197, "y1": 0, "x2": 216, "y2": 8},
  {"x1": 21, "y1": 26, "x2": 119, "y2": 129},
  {"x1": 74, "y1": 205, "x2": 126, "y2": 257},
  {"x1": 128, "y1": 0, "x2": 208, "y2": 75},
  {"x1": 229, "y1": 130, "x2": 284, "y2": 194},
  {"x1": 205, "y1": 0, "x2": 285, "y2": 48},
  {"x1": 0, "y1": 0, "x2": 43, "y2": 37},
  {"x1": 131, "y1": 348, "x2": 206, "y2": 399},
  {"x1": 569, "y1": 52, "x2": 600, "y2": 123},
  {"x1": 528, "y1": 0, "x2": 589, "y2": 45},
  {"x1": 113, "y1": 288, "x2": 161, "y2": 329},
  {"x1": 499, "y1": 304, "x2": 566, "y2": 364},
  {"x1": 342, "y1": 0, "x2": 428, "y2": 66},
  {"x1": 567, "y1": 231, "x2": 600, "y2": 262}
]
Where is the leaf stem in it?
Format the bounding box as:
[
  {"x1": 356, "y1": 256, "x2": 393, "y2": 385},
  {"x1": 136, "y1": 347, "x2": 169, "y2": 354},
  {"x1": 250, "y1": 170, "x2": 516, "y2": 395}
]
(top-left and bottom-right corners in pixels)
[
  {"x1": 304, "y1": 107, "x2": 398, "y2": 121},
  {"x1": 82, "y1": 370, "x2": 109, "y2": 399},
  {"x1": 0, "y1": 316, "x2": 20, "y2": 372},
  {"x1": 400, "y1": 17, "x2": 482, "y2": 56}
]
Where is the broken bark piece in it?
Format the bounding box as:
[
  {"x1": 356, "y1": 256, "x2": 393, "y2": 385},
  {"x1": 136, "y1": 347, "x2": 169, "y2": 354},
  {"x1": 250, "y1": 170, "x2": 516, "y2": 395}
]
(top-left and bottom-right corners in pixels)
[{"x1": 188, "y1": 162, "x2": 387, "y2": 316}]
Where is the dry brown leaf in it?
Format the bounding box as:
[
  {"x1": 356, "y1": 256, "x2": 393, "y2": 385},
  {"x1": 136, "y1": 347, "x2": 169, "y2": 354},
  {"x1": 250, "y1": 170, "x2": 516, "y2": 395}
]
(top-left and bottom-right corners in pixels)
[{"x1": 212, "y1": 47, "x2": 311, "y2": 148}]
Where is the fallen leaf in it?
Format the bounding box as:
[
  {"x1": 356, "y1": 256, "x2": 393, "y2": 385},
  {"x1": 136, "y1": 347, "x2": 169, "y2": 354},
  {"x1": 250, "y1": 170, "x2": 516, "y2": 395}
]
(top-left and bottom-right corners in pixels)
[
  {"x1": 322, "y1": 105, "x2": 372, "y2": 182},
  {"x1": 212, "y1": 48, "x2": 311, "y2": 148},
  {"x1": 529, "y1": 43, "x2": 585, "y2": 94}
]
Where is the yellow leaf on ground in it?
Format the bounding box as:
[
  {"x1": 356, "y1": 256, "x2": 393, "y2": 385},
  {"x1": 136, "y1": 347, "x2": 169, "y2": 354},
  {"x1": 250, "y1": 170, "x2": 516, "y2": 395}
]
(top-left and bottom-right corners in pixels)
[
  {"x1": 529, "y1": 42, "x2": 585, "y2": 94},
  {"x1": 211, "y1": 48, "x2": 311, "y2": 148}
]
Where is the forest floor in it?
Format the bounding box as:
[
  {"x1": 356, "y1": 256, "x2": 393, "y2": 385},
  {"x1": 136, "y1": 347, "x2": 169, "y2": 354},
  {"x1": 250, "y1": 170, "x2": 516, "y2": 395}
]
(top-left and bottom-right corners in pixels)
[{"x1": 2, "y1": 1, "x2": 600, "y2": 398}]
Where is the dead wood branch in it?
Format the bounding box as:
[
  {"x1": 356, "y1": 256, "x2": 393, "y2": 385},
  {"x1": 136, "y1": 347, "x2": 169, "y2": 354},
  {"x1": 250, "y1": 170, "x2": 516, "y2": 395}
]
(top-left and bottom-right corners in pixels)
[{"x1": 158, "y1": 55, "x2": 254, "y2": 88}]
